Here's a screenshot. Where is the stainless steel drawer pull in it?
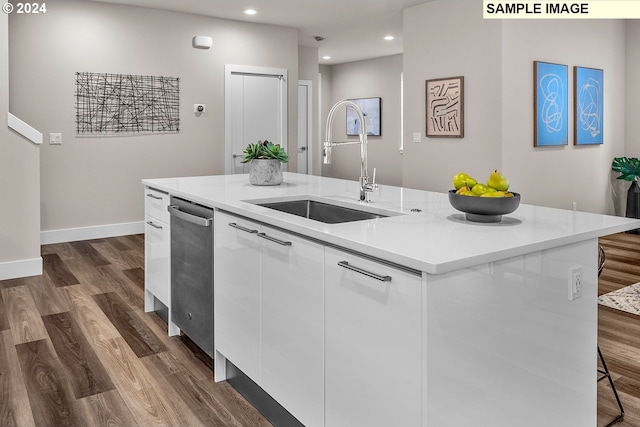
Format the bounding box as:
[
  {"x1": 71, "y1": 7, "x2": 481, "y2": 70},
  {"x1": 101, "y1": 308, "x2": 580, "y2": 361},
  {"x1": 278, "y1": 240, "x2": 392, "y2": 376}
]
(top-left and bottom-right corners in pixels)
[
  {"x1": 146, "y1": 193, "x2": 163, "y2": 200},
  {"x1": 228, "y1": 222, "x2": 258, "y2": 234},
  {"x1": 257, "y1": 232, "x2": 292, "y2": 246},
  {"x1": 146, "y1": 221, "x2": 163, "y2": 230},
  {"x1": 338, "y1": 261, "x2": 392, "y2": 282}
]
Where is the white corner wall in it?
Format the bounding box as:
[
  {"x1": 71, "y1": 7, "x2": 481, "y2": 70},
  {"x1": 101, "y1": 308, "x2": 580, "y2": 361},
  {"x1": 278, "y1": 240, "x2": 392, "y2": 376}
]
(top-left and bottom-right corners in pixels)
[
  {"x1": 402, "y1": 0, "x2": 502, "y2": 193},
  {"x1": 502, "y1": 19, "x2": 626, "y2": 214},
  {"x1": 9, "y1": 0, "x2": 298, "y2": 234},
  {"x1": 403, "y1": 0, "x2": 626, "y2": 214},
  {"x1": 0, "y1": 13, "x2": 41, "y2": 279},
  {"x1": 626, "y1": 21, "x2": 640, "y2": 158},
  {"x1": 321, "y1": 54, "x2": 403, "y2": 186},
  {"x1": 298, "y1": 45, "x2": 320, "y2": 175}
]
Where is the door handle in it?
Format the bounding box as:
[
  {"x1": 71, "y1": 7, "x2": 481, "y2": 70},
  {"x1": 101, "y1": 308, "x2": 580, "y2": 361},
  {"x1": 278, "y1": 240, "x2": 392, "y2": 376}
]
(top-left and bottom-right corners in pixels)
[
  {"x1": 299, "y1": 146, "x2": 307, "y2": 152},
  {"x1": 146, "y1": 221, "x2": 163, "y2": 230},
  {"x1": 168, "y1": 205, "x2": 212, "y2": 227},
  {"x1": 257, "y1": 232, "x2": 292, "y2": 246},
  {"x1": 337, "y1": 261, "x2": 392, "y2": 282},
  {"x1": 228, "y1": 222, "x2": 258, "y2": 234}
]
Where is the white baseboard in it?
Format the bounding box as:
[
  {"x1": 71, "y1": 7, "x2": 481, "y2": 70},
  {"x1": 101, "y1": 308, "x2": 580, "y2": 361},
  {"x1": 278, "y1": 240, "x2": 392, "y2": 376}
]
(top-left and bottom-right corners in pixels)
[
  {"x1": 0, "y1": 257, "x2": 42, "y2": 281},
  {"x1": 41, "y1": 221, "x2": 145, "y2": 245}
]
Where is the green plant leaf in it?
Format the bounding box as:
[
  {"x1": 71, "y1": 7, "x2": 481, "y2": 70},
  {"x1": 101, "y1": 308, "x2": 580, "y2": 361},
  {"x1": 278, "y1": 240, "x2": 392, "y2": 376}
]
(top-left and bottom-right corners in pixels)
[
  {"x1": 241, "y1": 140, "x2": 289, "y2": 163},
  {"x1": 612, "y1": 157, "x2": 640, "y2": 181}
]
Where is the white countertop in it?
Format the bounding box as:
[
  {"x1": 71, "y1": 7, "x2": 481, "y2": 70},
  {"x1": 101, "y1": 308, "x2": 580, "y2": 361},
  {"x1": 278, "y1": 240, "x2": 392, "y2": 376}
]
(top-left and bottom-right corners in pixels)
[{"x1": 143, "y1": 172, "x2": 640, "y2": 274}]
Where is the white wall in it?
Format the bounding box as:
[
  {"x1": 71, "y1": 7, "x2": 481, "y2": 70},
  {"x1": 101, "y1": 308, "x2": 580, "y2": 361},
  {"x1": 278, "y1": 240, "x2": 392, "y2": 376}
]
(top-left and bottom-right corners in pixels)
[
  {"x1": 0, "y1": 13, "x2": 41, "y2": 278},
  {"x1": 402, "y1": 0, "x2": 503, "y2": 194},
  {"x1": 403, "y1": 0, "x2": 627, "y2": 214},
  {"x1": 502, "y1": 19, "x2": 626, "y2": 214},
  {"x1": 321, "y1": 54, "x2": 403, "y2": 186},
  {"x1": 298, "y1": 45, "x2": 320, "y2": 174},
  {"x1": 626, "y1": 21, "x2": 640, "y2": 158},
  {"x1": 9, "y1": 0, "x2": 298, "y2": 233}
]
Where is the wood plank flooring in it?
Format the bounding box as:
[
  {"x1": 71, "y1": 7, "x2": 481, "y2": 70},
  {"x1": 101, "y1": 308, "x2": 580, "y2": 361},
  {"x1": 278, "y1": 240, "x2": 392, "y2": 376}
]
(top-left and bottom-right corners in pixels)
[
  {"x1": 0, "y1": 232, "x2": 639, "y2": 426},
  {"x1": 599, "y1": 232, "x2": 640, "y2": 427},
  {"x1": 0, "y1": 234, "x2": 272, "y2": 427}
]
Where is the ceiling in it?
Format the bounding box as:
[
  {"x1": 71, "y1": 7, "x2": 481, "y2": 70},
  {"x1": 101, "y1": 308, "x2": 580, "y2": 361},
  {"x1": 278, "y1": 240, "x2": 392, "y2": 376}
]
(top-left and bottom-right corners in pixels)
[{"x1": 87, "y1": 0, "x2": 432, "y2": 65}]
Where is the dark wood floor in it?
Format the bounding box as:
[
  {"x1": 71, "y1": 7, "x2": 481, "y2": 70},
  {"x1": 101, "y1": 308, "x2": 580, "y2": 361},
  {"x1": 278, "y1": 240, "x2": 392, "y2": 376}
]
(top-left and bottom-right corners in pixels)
[
  {"x1": 0, "y1": 234, "x2": 271, "y2": 427},
  {"x1": 0, "y1": 233, "x2": 639, "y2": 426},
  {"x1": 598, "y1": 232, "x2": 640, "y2": 427}
]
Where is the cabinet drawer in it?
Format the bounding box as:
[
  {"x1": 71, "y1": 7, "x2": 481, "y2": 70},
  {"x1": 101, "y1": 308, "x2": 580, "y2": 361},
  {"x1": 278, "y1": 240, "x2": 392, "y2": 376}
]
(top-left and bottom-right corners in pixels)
[
  {"x1": 144, "y1": 187, "x2": 169, "y2": 223},
  {"x1": 144, "y1": 217, "x2": 170, "y2": 306}
]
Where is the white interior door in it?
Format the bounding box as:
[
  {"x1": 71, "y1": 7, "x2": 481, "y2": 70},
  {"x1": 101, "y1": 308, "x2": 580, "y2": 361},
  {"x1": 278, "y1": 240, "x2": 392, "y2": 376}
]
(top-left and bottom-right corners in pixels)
[
  {"x1": 297, "y1": 80, "x2": 312, "y2": 174},
  {"x1": 225, "y1": 65, "x2": 288, "y2": 174}
]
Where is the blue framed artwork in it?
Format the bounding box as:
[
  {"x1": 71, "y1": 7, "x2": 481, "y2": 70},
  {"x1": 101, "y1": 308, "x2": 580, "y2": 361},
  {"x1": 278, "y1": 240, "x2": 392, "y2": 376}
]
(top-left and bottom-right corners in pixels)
[
  {"x1": 347, "y1": 97, "x2": 382, "y2": 136},
  {"x1": 574, "y1": 66, "x2": 603, "y2": 145},
  {"x1": 533, "y1": 61, "x2": 568, "y2": 147}
]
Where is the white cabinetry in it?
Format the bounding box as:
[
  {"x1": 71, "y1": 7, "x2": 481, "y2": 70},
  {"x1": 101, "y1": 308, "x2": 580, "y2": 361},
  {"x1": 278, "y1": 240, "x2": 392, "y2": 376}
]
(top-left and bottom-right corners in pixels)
[
  {"x1": 324, "y1": 247, "x2": 423, "y2": 427},
  {"x1": 214, "y1": 211, "x2": 324, "y2": 427},
  {"x1": 214, "y1": 213, "x2": 262, "y2": 382},
  {"x1": 143, "y1": 187, "x2": 179, "y2": 336},
  {"x1": 260, "y1": 223, "x2": 324, "y2": 427}
]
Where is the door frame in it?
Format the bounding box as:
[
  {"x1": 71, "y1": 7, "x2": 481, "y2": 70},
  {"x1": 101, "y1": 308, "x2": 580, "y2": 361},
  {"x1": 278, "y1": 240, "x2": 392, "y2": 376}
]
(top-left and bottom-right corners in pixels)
[
  {"x1": 224, "y1": 64, "x2": 288, "y2": 175},
  {"x1": 297, "y1": 80, "x2": 312, "y2": 174}
]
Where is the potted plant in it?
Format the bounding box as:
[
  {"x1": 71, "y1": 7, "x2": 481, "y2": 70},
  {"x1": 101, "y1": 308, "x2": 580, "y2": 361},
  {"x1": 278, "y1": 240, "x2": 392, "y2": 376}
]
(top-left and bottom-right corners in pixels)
[
  {"x1": 612, "y1": 157, "x2": 640, "y2": 232},
  {"x1": 241, "y1": 140, "x2": 289, "y2": 185}
]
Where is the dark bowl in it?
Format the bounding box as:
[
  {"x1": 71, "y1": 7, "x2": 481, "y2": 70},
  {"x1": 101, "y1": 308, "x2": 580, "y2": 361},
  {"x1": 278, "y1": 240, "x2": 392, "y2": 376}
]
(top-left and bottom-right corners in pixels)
[{"x1": 448, "y1": 190, "x2": 521, "y2": 223}]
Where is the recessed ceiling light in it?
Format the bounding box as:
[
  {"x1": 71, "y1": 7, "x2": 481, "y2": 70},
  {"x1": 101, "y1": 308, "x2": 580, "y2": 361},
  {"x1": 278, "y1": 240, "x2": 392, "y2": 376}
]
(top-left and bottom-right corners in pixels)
[
  {"x1": 384, "y1": 35, "x2": 395, "y2": 41},
  {"x1": 244, "y1": 9, "x2": 257, "y2": 15},
  {"x1": 323, "y1": 56, "x2": 331, "y2": 60}
]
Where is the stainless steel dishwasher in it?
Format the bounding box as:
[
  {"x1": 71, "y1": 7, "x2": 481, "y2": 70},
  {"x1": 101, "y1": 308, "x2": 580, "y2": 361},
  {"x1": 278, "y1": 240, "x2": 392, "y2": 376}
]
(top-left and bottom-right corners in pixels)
[{"x1": 168, "y1": 196, "x2": 214, "y2": 358}]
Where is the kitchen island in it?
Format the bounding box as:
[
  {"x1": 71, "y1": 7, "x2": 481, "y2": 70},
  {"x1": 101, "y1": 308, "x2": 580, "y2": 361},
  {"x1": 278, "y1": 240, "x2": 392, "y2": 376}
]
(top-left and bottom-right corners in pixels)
[{"x1": 142, "y1": 172, "x2": 640, "y2": 427}]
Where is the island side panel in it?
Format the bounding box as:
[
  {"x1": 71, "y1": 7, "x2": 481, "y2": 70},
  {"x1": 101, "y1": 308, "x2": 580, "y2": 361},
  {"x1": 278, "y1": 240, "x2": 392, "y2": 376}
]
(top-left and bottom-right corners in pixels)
[{"x1": 423, "y1": 239, "x2": 598, "y2": 427}]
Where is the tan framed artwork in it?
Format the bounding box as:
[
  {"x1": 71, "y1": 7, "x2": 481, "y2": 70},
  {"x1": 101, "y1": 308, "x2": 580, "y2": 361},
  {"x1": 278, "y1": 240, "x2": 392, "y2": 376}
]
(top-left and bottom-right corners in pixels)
[{"x1": 425, "y1": 76, "x2": 464, "y2": 138}]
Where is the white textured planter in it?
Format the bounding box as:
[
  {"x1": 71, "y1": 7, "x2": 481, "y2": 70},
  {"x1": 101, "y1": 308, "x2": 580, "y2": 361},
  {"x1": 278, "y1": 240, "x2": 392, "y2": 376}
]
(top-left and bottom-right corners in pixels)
[{"x1": 249, "y1": 159, "x2": 284, "y2": 186}]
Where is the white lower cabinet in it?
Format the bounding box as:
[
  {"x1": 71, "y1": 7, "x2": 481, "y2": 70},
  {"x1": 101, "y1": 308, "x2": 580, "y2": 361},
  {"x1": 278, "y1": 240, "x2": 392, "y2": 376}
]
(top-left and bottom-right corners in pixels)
[
  {"x1": 214, "y1": 212, "x2": 324, "y2": 427},
  {"x1": 215, "y1": 211, "x2": 422, "y2": 427},
  {"x1": 214, "y1": 212, "x2": 262, "y2": 382},
  {"x1": 260, "y1": 224, "x2": 324, "y2": 427},
  {"x1": 144, "y1": 186, "x2": 179, "y2": 336},
  {"x1": 324, "y1": 247, "x2": 423, "y2": 427},
  {"x1": 144, "y1": 218, "x2": 170, "y2": 304}
]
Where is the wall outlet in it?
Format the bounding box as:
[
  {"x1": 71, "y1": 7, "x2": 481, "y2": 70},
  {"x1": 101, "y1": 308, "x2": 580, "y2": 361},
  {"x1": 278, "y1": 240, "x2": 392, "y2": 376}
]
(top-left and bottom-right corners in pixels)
[
  {"x1": 412, "y1": 132, "x2": 421, "y2": 143},
  {"x1": 49, "y1": 133, "x2": 62, "y2": 145},
  {"x1": 194, "y1": 104, "x2": 206, "y2": 114},
  {"x1": 568, "y1": 265, "x2": 582, "y2": 300}
]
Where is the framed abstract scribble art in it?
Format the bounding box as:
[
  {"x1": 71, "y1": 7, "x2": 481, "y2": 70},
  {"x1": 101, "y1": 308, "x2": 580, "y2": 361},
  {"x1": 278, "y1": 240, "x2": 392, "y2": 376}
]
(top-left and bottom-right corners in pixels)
[
  {"x1": 425, "y1": 76, "x2": 464, "y2": 138},
  {"x1": 533, "y1": 61, "x2": 568, "y2": 147},
  {"x1": 573, "y1": 66, "x2": 603, "y2": 145}
]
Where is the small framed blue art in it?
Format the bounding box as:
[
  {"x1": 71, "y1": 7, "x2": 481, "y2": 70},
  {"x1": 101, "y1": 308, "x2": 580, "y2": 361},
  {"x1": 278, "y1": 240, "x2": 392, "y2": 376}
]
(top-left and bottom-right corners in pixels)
[
  {"x1": 346, "y1": 97, "x2": 382, "y2": 136},
  {"x1": 573, "y1": 66, "x2": 603, "y2": 145},
  {"x1": 533, "y1": 61, "x2": 568, "y2": 147}
]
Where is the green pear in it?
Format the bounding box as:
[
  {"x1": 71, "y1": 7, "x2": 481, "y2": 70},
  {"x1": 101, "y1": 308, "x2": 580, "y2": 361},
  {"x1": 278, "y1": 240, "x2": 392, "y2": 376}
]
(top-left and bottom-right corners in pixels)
[
  {"x1": 453, "y1": 173, "x2": 477, "y2": 190},
  {"x1": 487, "y1": 170, "x2": 509, "y2": 191},
  {"x1": 471, "y1": 184, "x2": 496, "y2": 196}
]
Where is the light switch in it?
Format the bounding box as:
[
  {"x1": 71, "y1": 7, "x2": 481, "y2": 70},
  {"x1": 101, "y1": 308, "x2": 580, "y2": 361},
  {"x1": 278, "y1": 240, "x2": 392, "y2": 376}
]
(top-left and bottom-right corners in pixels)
[
  {"x1": 49, "y1": 133, "x2": 62, "y2": 145},
  {"x1": 412, "y1": 132, "x2": 422, "y2": 143}
]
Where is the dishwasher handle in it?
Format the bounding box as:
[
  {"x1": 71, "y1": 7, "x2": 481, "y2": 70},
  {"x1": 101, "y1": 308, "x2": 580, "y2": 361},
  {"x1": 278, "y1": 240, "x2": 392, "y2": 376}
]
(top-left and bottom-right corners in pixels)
[{"x1": 168, "y1": 205, "x2": 213, "y2": 227}]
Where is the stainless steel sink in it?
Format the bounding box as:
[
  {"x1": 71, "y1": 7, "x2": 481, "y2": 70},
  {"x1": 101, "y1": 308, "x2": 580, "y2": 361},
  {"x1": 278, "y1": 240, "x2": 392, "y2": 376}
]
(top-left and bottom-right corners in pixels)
[{"x1": 256, "y1": 199, "x2": 389, "y2": 224}]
